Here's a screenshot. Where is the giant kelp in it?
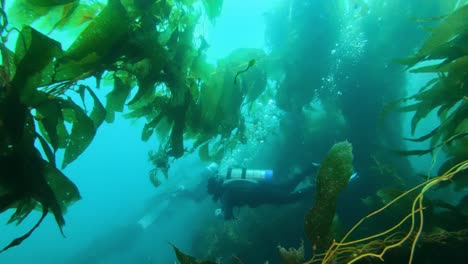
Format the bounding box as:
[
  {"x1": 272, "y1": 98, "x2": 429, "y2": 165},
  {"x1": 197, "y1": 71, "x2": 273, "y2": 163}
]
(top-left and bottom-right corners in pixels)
[
  {"x1": 304, "y1": 4, "x2": 468, "y2": 263},
  {"x1": 0, "y1": 24, "x2": 84, "y2": 251},
  {"x1": 131, "y1": 47, "x2": 269, "y2": 179},
  {"x1": 0, "y1": 0, "x2": 232, "y2": 252},
  {"x1": 387, "y1": 3, "x2": 468, "y2": 177}
]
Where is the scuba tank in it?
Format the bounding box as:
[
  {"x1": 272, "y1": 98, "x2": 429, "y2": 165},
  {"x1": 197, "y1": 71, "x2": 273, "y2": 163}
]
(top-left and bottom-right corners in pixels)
[
  {"x1": 223, "y1": 167, "x2": 274, "y2": 182},
  {"x1": 219, "y1": 167, "x2": 274, "y2": 204}
]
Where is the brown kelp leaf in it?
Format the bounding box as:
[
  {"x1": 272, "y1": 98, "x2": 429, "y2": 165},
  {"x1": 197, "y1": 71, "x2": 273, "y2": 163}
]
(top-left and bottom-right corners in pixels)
[
  {"x1": 35, "y1": 96, "x2": 63, "y2": 152},
  {"x1": 0, "y1": 143, "x2": 66, "y2": 253},
  {"x1": 411, "y1": 55, "x2": 468, "y2": 73},
  {"x1": 36, "y1": 132, "x2": 56, "y2": 166},
  {"x1": 7, "y1": 0, "x2": 50, "y2": 27},
  {"x1": 61, "y1": 0, "x2": 129, "y2": 74},
  {"x1": 105, "y1": 74, "x2": 132, "y2": 123},
  {"x1": 431, "y1": 102, "x2": 468, "y2": 149},
  {"x1": 405, "y1": 4, "x2": 468, "y2": 67},
  {"x1": 60, "y1": 99, "x2": 97, "y2": 169},
  {"x1": 48, "y1": 1, "x2": 100, "y2": 33},
  {"x1": 44, "y1": 162, "x2": 81, "y2": 213},
  {"x1": 0, "y1": 201, "x2": 48, "y2": 253},
  {"x1": 402, "y1": 127, "x2": 439, "y2": 142},
  {"x1": 82, "y1": 85, "x2": 106, "y2": 128},
  {"x1": 142, "y1": 114, "x2": 165, "y2": 142},
  {"x1": 11, "y1": 26, "x2": 62, "y2": 97}
]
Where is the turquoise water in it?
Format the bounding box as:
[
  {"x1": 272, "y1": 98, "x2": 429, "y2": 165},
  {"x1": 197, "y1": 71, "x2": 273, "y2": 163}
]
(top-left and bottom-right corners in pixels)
[{"x1": 0, "y1": 0, "x2": 466, "y2": 263}]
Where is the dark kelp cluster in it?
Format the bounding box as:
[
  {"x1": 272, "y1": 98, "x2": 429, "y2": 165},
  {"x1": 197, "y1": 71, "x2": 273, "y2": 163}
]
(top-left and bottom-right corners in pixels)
[
  {"x1": 305, "y1": 3, "x2": 468, "y2": 263},
  {"x1": 0, "y1": 15, "x2": 88, "y2": 253},
  {"x1": 388, "y1": 3, "x2": 468, "y2": 189},
  {"x1": 0, "y1": 0, "x2": 266, "y2": 252}
]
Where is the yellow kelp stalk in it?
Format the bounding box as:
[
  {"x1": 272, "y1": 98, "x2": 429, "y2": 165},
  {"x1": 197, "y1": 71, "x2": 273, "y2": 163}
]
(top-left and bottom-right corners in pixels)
[
  {"x1": 304, "y1": 141, "x2": 354, "y2": 249},
  {"x1": 305, "y1": 159, "x2": 468, "y2": 264}
]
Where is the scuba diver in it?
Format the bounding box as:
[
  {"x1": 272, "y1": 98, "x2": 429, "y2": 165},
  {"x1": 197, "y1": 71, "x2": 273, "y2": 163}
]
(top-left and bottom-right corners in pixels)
[
  {"x1": 207, "y1": 163, "x2": 320, "y2": 220},
  {"x1": 136, "y1": 162, "x2": 219, "y2": 228}
]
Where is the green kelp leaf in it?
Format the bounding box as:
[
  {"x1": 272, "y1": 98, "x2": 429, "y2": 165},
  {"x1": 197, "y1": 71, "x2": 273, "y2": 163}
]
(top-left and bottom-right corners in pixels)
[
  {"x1": 56, "y1": 118, "x2": 70, "y2": 149},
  {"x1": 6, "y1": 0, "x2": 50, "y2": 28},
  {"x1": 124, "y1": 102, "x2": 155, "y2": 119},
  {"x1": 105, "y1": 74, "x2": 132, "y2": 123},
  {"x1": 410, "y1": 33, "x2": 468, "y2": 67},
  {"x1": 154, "y1": 116, "x2": 172, "y2": 141},
  {"x1": 396, "y1": 56, "x2": 424, "y2": 68},
  {"x1": 82, "y1": 85, "x2": 106, "y2": 128},
  {"x1": 49, "y1": 1, "x2": 100, "y2": 33},
  {"x1": 27, "y1": 0, "x2": 76, "y2": 7},
  {"x1": 77, "y1": 84, "x2": 86, "y2": 104},
  {"x1": 127, "y1": 79, "x2": 154, "y2": 105},
  {"x1": 0, "y1": 144, "x2": 66, "y2": 253},
  {"x1": 142, "y1": 115, "x2": 164, "y2": 141},
  {"x1": 443, "y1": 123, "x2": 468, "y2": 157},
  {"x1": 171, "y1": 243, "x2": 217, "y2": 264},
  {"x1": 199, "y1": 48, "x2": 264, "y2": 134},
  {"x1": 391, "y1": 148, "x2": 434, "y2": 156},
  {"x1": 0, "y1": 44, "x2": 16, "y2": 82},
  {"x1": 408, "y1": 76, "x2": 463, "y2": 135},
  {"x1": 411, "y1": 55, "x2": 468, "y2": 73},
  {"x1": 399, "y1": 5, "x2": 468, "y2": 68},
  {"x1": 62, "y1": 0, "x2": 129, "y2": 70},
  {"x1": 392, "y1": 131, "x2": 468, "y2": 157},
  {"x1": 403, "y1": 127, "x2": 439, "y2": 142},
  {"x1": 44, "y1": 162, "x2": 81, "y2": 213},
  {"x1": 6, "y1": 198, "x2": 36, "y2": 226},
  {"x1": 202, "y1": 0, "x2": 223, "y2": 24},
  {"x1": 141, "y1": 123, "x2": 154, "y2": 142},
  {"x1": 36, "y1": 132, "x2": 56, "y2": 166},
  {"x1": 199, "y1": 62, "x2": 242, "y2": 135},
  {"x1": 0, "y1": 201, "x2": 48, "y2": 253},
  {"x1": 170, "y1": 116, "x2": 186, "y2": 158},
  {"x1": 12, "y1": 26, "x2": 62, "y2": 97},
  {"x1": 418, "y1": 5, "x2": 468, "y2": 55},
  {"x1": 431, "y1": 102, "x2": 468, "y2": 149},
  {"x1": 60, "y1": 99, "x2": 96, "y2": 169},
  {"x1": 35, "y1": 97, "x2": 63, "y2": 151},
  {"x1": 64, "y1": 0, "x2": 128, "y2": 59}
]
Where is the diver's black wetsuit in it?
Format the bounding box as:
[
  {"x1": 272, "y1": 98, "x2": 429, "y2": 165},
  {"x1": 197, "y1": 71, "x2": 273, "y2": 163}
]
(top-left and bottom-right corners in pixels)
[{"x1": 208, "y1": 164, "x2": 318, "y2": 220}]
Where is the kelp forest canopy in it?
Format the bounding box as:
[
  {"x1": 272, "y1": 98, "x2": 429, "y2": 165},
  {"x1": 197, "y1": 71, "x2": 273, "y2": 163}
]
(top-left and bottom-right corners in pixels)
[
  {"x1": 0, "y1": 0, "x2": 273, "y2": 252},
  {"x1": 0, "y1": 0, "x2": 231, "y2": 252},
  {"x1": 0, "y1": 0, "x2": 467, "y2": 261}
]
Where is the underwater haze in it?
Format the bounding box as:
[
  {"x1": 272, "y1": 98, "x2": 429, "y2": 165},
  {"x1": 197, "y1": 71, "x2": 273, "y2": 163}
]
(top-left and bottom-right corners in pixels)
[{"x1": 0, "y1": 0, "x2": 467, "y2": 264}]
